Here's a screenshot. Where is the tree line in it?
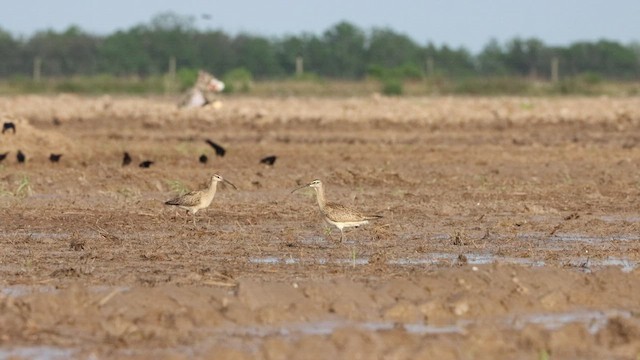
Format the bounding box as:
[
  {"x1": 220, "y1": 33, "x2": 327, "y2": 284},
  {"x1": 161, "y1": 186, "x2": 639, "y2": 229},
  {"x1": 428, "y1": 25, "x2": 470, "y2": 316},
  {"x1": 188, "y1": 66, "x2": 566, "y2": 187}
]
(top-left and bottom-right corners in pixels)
[{"x1": 0, "y1": 12, "x2": 639, "y2": 81}]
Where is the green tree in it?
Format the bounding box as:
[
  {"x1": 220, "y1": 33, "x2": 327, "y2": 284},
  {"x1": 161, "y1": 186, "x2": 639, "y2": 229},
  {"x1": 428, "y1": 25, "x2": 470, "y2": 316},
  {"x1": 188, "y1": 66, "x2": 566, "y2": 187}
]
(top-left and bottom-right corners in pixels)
[
  {"x1": 23, "y1": 26, "x2": 99, "y2": 76},
  {"x1": 367, "y1": 28, "x2": 422, "y2": 68},
  {"x1": 321, "y1": 22, "x2": 367, "y2": 78},
  {"x1": 0, "y1": 28, "x2": 21, "y2": 76}
]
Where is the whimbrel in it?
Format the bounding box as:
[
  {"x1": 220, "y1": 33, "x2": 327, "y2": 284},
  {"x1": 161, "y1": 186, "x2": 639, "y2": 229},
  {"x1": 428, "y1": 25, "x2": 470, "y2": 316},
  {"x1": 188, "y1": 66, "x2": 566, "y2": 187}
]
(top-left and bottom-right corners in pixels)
[
  {"x1": 165, "y1": 174, "x2": 237, "y2": 225},
  {"x1": 292, "y1": 179, "x2": 382, "y2": 242}
]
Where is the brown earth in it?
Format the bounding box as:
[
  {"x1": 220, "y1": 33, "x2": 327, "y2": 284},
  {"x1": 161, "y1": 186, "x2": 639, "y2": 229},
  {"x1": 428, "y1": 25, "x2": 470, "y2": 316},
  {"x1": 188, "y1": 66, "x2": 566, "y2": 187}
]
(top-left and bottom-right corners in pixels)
[{"x1": 1, "y1": 95, "x2": 640, "y2": 359}]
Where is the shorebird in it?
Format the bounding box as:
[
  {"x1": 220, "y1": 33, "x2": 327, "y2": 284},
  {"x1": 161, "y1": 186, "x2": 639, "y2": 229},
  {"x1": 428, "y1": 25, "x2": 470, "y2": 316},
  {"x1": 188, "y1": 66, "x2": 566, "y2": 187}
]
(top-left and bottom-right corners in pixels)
[
  {"x1": 0, "y1": 151, "x2": 8, "y2": 162},
  {"x1": 165, "y1": 174, "x2": 237, "y2": 225},
  {"x1": 292, "y1": 179, "x2": 382, "y2": 242}
]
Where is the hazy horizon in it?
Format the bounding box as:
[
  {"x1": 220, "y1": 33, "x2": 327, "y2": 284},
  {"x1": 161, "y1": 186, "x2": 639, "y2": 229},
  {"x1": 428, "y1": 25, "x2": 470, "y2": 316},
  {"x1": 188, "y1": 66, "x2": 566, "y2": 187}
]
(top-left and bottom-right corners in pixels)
[{"x1": 2, "y1": 0, "x2": 640, "y2": 53}]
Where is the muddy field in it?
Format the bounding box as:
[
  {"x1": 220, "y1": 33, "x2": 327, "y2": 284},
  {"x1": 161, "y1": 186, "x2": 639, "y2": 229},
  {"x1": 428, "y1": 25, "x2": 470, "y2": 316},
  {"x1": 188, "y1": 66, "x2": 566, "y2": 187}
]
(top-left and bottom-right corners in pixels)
[{"x1": 1, "y1": 95, "x2": 640, "y2": 359}]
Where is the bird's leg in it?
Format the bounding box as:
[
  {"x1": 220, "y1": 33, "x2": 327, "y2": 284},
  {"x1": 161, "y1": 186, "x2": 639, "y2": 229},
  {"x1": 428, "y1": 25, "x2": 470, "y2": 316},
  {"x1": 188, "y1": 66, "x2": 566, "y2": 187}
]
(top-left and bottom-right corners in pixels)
[
  {"x1": 192, "y1": 214, "x2": 197, "y2": 227},
  {"x1": 340, "y1": 229, "x2": 345, "y2": 243}
]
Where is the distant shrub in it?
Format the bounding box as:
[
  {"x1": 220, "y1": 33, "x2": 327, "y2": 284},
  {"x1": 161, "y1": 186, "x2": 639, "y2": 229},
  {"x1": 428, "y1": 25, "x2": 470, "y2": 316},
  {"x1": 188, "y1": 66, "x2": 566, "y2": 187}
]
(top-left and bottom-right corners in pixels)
[
  {"x1": 381, "y1": 77, "x2": 403, "y2": 96},
  {"x1": 293, "y1": 72, "x2": 322, "y2": 82},
  {"x1": 396, "y1": 64, "x2": 424, "y2": 80},
  {"x1": 223, "y1": 67, "x2": 253, "y2": 93},
  {"x1": 453, "y1": 77, "x2": 531, "y2": 95},
  {"x1": 177, "y1": 68, "x2": 198, "y2": 90},
  {"x1": 549, "y1": 72, "x2": 606, "y2": 95},
  {"x1": 579, "y1": 72, "x2": 602, "y2": 85}
]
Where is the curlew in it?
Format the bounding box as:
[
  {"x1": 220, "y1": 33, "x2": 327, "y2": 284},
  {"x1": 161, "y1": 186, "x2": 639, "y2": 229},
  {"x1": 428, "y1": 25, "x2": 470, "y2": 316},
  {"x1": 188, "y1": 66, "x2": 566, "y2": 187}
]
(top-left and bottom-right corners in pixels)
[
  {"x1": 292, "y1": 179, "x2": 382, "y2": 242},
  {"x1": 165, "y1": 174, "x2": 237, "y2": 225}
]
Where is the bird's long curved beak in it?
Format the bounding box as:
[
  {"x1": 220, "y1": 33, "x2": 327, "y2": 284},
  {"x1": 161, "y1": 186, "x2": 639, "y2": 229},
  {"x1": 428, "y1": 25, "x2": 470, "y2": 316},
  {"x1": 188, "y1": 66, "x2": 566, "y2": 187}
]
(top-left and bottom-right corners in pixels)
[
  {"x1": 290, "y1": 183, "x2": 310, "y2": 194},
  {"x1": 223, "y1": 178, "x2": 238, "y2": 190}
]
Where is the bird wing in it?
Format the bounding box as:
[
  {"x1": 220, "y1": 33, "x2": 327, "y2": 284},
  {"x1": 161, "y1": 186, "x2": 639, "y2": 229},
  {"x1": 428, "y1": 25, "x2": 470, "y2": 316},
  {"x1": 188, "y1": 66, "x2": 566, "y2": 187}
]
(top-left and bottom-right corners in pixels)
[
  {"x1": 323, "y1": 202, "x2": 366, "y2": 222},
  {"x1": 323, "y1": 202, "x2": 382, "y2": 222},
  {"x1": 165, "y1": 190, "x2": 202, "y2": 207}
]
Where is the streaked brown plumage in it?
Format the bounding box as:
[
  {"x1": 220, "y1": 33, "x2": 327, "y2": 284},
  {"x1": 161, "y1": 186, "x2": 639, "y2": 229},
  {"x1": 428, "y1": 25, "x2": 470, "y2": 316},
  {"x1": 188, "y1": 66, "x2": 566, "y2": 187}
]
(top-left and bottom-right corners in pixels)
[
  {"x1": 165, "y1": 174, "x2": 236, "y2": 225},
  {"x1": 292, "y1": 179, "x2": 382, "y2": 242}
]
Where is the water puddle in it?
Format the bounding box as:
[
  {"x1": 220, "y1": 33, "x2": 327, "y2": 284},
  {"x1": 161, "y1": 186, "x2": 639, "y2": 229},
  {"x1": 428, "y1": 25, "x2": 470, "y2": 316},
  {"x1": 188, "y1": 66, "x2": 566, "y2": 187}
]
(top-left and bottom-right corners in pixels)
[
  {"x1": 0, "y1": 346, "x2": 75, "y2": 360},
  {"x1": 565, "y1": 258, "x2": 637, "y2": 273},
  {"x1": 0, "y1": 231, "x2": 72, "y2": 240},
  {"x1": 210, "y1": 319, "x2": 466, "y2": 338},
  {"x1": 511, "y1": 309, "x2": 631, "y2": 334},
  {"x1": 389, "y1": 253, "x2": 546, "y2": 267},
  {"x1": 249, "y1": 253, "x2": 637, "y2": 272},
  {"x1": 0, "y1": 285, "x2": 57, "y2": 297},
  {"x1": 551, "y1": 233, "x2": 640, "y2": 243},
  {"x1": 209, "y1": 309, "x2": 631, "y2": 339},
  {"x1": 598, "y1": 215, "x2": 640, "y2": 223},
  {"x1": 1, "y1": 285, "x2": 130, "y2": 298}
]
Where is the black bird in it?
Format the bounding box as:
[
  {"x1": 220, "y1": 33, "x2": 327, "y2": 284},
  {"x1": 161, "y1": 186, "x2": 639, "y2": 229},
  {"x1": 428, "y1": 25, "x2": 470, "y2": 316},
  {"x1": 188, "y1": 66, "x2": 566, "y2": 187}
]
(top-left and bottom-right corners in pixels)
[
  {"x1": 139, "y1": 160, "x2": 154, "y2": 168},
  {"x1": 2, "y1": 122, "x2": 16, "y2": 134},
  {"x1": 16, "y1": 150, "x2": 25, "y2": 163},
  {"x1": 122, "y1": 152, "x2": 132, "y2": 166},
  {"x1": 0, "y1": 151, "x2": 8, "y2": 162},
  {"x1": 205, "y1": 139, "x2": 226, "y2": 157},
  {"x1": 49, "y1": 153, "x2": 63, "y2": 162},
  {"x1": 260, "y1": 155, "x2": 277, "y2": 166},
  {"x1": 199, "y1": 154, "x2": 208, "y2": 164}
]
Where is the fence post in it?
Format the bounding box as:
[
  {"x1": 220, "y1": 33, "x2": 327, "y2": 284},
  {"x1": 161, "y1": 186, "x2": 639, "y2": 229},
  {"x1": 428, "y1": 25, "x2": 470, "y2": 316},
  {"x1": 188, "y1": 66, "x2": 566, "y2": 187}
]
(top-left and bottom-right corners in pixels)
[
  {"x1": 426, "y1": 57, "x2": 434, "y2": 77},
  {"x1": 295, "y1": 56, "x2": 304, "y2": 76},
  {"x1": 551, "y1": 57, "x2": 559, "y2": 83},
  {"x1": 165, "y1": 56, "x2": 177, "y2": 93},
  {"x1": 33, "y1": 57, "x2": 42, "y2": 82}
]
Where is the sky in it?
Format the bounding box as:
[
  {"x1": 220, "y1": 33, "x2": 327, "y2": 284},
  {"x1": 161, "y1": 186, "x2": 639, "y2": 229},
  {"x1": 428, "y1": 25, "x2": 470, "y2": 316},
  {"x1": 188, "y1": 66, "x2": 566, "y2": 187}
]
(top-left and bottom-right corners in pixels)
[{"x1": 1, "y1": 0, "x2": 639, "y2": 53}]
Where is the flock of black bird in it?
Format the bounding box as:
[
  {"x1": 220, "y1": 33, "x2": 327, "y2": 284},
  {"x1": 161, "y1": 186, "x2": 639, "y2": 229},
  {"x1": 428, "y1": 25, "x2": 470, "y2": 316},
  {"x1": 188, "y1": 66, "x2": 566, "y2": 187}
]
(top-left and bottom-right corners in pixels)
[
  {"x1": 121, "y1": 138, "x2": 277, "y2": 168},
  {"x1": 1, "y1": 123, "x2": 277, "y2": 168},
  {"x1": 0, "y1": 122, "x2": 62, "y2": 165}
]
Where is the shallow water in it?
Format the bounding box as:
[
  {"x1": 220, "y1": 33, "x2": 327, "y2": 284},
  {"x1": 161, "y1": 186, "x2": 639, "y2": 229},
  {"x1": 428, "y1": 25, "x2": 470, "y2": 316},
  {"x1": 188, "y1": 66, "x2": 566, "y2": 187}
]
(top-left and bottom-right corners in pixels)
[
  {"x1": 208, "y1": 308, "x2": 630, "y2": 338},
  {"x1": 0, "y1": 346, "x2": 75, "y2": 360},
  {"x1": 248, "y1": 252, "x2": 637, "y2": 272}
]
